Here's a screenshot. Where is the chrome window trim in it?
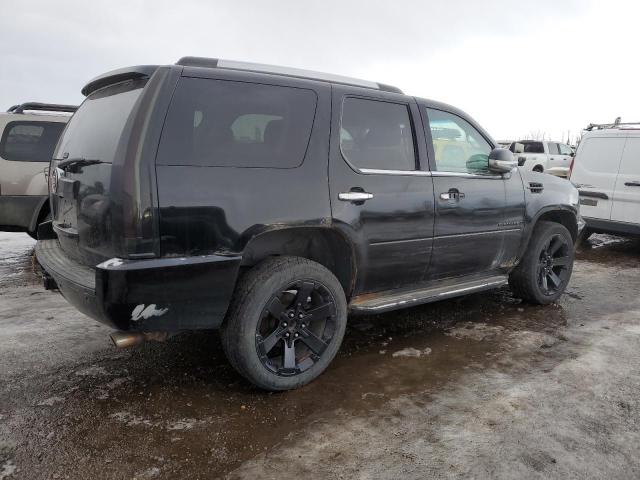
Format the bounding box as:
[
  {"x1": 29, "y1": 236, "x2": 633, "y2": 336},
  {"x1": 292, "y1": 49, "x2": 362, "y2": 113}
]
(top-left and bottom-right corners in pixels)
[
  {"x1": 432, "y1": 171, "x2": 503, "y2": 179},
  {"x1": 358, "y1": 168, "x2": 503, "y2": 179},
  {"x1": 359, "y1": 168, "x2": 432, "y2": 176}
]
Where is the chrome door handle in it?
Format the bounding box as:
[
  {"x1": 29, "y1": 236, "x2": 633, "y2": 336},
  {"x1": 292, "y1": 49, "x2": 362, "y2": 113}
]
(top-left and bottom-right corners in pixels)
[
  {"x1": 338, "y1": 191, "x2": 374, "y2": 202},
  {"x1": 440, "y1": 190, "x2": 465, "y2": 200},
  {"x1": 625, "y1": 181, "x2": 640, "y2": 187}
]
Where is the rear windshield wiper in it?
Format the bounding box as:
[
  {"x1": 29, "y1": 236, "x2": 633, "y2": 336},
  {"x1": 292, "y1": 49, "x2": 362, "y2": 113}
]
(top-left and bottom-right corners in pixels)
[{"x1": 56, "y1": 157, "x2": 105, "y2": 172}]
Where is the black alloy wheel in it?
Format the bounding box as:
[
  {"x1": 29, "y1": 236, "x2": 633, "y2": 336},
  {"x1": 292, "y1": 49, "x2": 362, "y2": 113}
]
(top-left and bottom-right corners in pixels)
[
  {"x1": 221, "y1": 256, "x2": 347, "y2": 391},
  {"x1": 537, "y1": 233, "x2": 572, "y2": 296},
  {"x1": 256, "y1": 281, "x2": 337, "y2": 376}
]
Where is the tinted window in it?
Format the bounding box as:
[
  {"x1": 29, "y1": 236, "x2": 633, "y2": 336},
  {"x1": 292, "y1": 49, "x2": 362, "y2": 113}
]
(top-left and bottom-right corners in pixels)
[
  {"x1": 56, "y1": 79, "x2": 145, "y2": 163},
  {"x1": 0, "y1": 121, "x2": 65, "y2": 162},
  {"x1": 547, "y1": 142, "x2": 560, "y2": 154},
  {"x1": 519, "y1": 141, "x2": 544, "y2": 154},
  {"x1": 157, "y1": 78, "x2": 317, "y2": 168},
  {"x1": 340, "y1": 98, "x2": 416, "y2": 171},
  {"x1": 426, "y1": 109, "x2": 491, "y2": 173}
]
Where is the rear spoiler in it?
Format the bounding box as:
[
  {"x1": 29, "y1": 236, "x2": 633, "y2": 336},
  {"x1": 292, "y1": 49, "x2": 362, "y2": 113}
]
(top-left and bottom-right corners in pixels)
[
  {"x1": 7, "y1": 102, "x2": 77, "y2": 114},
  {"x1": 81, "y1": 65, "x2": 159, "y2": 96}
]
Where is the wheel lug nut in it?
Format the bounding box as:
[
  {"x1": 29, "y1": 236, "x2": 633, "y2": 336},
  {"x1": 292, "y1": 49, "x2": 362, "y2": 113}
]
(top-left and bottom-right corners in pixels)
[
  {"x1": 298, "y1": 313, "x2": 304, "y2": 318},
  {"x1": 301, "y1": 323, "x2": 306, "y2": 328},
  {"x1": 283, "y1": 322, "x2": 288, "y2": 327},
  {"x1": 285, "y1": 332, "x2": 290, "y2": 337},
  {"x1": 289, "y1": 312, "x2": 294, "y2": 318},
  {"x1": 294, "y1": 333, "x2": 299, "y2": 337}
]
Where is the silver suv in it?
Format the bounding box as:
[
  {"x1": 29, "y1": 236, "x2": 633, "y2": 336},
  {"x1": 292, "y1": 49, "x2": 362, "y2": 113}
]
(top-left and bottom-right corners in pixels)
[{"x1": 0, "y1": 102, "x2": 76, "y2": 238}]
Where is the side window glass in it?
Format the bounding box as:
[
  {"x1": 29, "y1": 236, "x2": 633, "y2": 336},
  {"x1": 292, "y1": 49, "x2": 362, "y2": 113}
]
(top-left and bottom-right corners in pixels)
[
  {"x1": 340, "y1": 97, "x2": 416, "y2": 171},
  {"x1": 157, "y1": 78, "x2": 317, "y2": 168},
  {"x1": 426, "y1": 109, "x2": 491, "y2": 173},
  {"x1": 0, "y1": 121, "x2": 66, "y2": 162},
  {"x1": 558, "y1": 143, "x2": 572, "y2": 155},
  {"x1": 548, "y1": 142, "x2": 560, "y2": 155}
]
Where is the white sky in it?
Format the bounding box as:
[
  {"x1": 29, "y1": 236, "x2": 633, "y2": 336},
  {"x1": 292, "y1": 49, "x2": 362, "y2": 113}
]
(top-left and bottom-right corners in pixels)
[{"x1": 1, "y1": 0, "x2": 638, "y2": 143}]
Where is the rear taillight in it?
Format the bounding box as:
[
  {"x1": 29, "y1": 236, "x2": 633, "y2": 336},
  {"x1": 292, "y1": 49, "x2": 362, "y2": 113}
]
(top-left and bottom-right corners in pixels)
[{"x1": 568, "y1": 157, "x2": 575, "y2": 178}]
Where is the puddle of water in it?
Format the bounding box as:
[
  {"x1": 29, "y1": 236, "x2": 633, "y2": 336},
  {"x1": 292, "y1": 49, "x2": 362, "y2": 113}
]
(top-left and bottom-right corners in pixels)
[{"x1": 0, "y1": 232, "x2": 38, "y2": 287}]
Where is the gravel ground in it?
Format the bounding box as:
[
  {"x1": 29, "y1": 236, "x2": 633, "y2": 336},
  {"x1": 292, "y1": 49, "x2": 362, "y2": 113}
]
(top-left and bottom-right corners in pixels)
[{"x1": 0, "y1": 232, "x2": 639, "y2": 479}]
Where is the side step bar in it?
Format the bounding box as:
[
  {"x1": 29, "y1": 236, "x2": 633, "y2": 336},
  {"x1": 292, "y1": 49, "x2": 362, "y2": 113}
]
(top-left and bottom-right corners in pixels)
[{"x1": 349, "y1": 275, "x2": 508, "y2": 314}]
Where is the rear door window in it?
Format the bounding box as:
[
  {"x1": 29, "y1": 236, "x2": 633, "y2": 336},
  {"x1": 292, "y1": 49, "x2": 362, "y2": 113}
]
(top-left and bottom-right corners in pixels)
[
  {"x1": 157, "y1": 78, "x2": 317, "y2": 168},
  {"x1": 0, "y1": 121, "x2": 65, "y2": 162},
  {"x1": 547, "y1": 142, "x2": 560, "y2": 155},
  {"x1": 339, "y1": 97, "x2": 417, "y2": 171}
]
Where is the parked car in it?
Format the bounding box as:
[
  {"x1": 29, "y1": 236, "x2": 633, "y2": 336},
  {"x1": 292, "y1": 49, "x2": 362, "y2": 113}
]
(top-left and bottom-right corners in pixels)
[
  {"x1": 509, "y1": 140, "x2": 574, "y2": 177},
  {"x1": 570, "y1": 122, "x2": 640, "y2": 239},
  {"x1": 0, "y1": 102, "x2": 76, "y2": 238},
  {"x1": 36, "y1": 57, "x2": 582, "y2": 390}
]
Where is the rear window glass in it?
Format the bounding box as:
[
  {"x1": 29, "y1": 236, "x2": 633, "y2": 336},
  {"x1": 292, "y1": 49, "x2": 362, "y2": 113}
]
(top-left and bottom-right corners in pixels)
[
  {"x1": 0, "y1": 121, "x2": 65, "y2": 162},
  {"x1": 55, "y1": 78, "x2": 146, "y2": 163},
  {"x1": 156, "y1": 78, "x2": 317, "y2": 168},
  {"x1": 510, "y1": 141, "x2": 544, "y2": 154}
]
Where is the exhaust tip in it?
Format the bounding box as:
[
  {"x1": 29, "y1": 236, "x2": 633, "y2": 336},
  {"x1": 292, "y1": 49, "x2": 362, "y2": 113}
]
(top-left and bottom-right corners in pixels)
[
  {"x1": 109, "y1": 331, "x2": 170, "y2": 349},
  {"x1": 110, "y1": 331, "x2": 145, "y2": 349}
]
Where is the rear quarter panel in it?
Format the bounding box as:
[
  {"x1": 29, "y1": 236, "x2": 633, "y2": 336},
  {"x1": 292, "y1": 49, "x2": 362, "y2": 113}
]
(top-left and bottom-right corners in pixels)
[{"x1": 155, "y1": 71, "x2": 333, "y2": 257}]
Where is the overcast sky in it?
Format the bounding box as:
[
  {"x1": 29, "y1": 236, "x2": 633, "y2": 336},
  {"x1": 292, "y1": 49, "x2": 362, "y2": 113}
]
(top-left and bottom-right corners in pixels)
[{"x1": 1, "y1": 0, "x2": 637, "y2": 143}]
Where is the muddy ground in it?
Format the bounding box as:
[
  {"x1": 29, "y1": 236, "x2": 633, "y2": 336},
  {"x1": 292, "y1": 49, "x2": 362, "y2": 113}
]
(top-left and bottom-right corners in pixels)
[{"x1": 0, "y1": 232, "x2": 639, "y2": 479}]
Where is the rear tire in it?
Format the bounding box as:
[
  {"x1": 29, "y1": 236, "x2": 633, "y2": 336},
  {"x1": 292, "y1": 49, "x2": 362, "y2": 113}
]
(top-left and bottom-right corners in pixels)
[
  {"x1": 509, "y1": 221, "x2": 574, "y2": 304},
  {"x1": 221, "y1": 256, "x2": 347, "y2": 391}
]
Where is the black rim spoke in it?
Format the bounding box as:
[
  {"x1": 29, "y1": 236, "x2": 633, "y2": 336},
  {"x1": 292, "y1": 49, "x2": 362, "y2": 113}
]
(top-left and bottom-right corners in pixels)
[
  {"x1": 549, "y1": 236, "x2": 563, "y2": 255},
  {"x1": 256, "y1": 280, "x2": 337, "y2": 376},
  {"x1": 295, "y1": 281, "x2": 314, "y2": 307},
  {"x1": 266, "y1": 297, "x2": 287, "y2": 320},
  {"x1": 303, "y1": 302, "x2": 334, "y2": 323},
  {"x1": 547, "y1": 271, "x2": 562, "y2": 288},
  {"x1": 537, "y1": 233, "x2": 571, "y2": 295},
  {"x1": 283, "y1": 341, "x2": 297, "y2": 370},
  {"x1": 259, "y1": 330, "x2": 282, "y2": 354},
  {"x1": 299, "y1": 327, "x2": 328, "y2": 355},
  {"x1": 552, "y1": 256, "x2": 570, "y2": 267}
]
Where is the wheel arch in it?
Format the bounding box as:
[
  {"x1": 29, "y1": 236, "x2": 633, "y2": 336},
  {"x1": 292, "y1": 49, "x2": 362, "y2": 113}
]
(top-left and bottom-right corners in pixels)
[
  {"x1": 28, "y1": 197, "x2": 49, "y2": 234},
  {"x1": 518, "y1": 206, "x2": 579, "y2": 260},
  {"x1": 239, "y1": 226, "x2": 356, "y2": 298}
]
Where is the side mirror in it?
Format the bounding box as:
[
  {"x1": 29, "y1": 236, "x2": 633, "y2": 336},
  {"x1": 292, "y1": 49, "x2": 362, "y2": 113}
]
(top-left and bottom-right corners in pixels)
[
  {"x1": 488, "y1": 148, "x2": 517, "y2": 173},
  {"x1": 513, "y1": 142, "x2": 525, "y2": 154}
]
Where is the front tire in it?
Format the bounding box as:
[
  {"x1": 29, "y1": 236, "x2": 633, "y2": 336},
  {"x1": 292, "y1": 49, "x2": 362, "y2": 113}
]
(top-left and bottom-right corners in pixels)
[
  {"x1": 509, "y1": 221, "x2": 574, "y2": 304},
  {"x1": 221, "y1": 256, "x2": 347, "y2": 391}
]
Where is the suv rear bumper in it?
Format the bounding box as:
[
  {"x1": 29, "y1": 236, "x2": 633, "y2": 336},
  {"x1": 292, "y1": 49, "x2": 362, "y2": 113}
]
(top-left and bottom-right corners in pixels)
[
  {"x1": 35, "y1": 239, "x2": 242, "y2": 331},
  {"x1": 0, "y1": 195, "x2": 46, "y2": 232}
]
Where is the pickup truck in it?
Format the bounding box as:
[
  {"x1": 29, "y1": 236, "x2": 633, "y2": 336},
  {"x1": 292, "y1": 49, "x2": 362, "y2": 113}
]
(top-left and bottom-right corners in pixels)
[{"x1": 509, "y1": 140, "x2": 574, "y2": 178}]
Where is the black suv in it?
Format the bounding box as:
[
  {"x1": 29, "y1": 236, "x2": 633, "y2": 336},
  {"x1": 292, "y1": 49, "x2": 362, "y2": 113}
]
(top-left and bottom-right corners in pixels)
[{"x1": 36, "y1": 57, "x2": 582, "y2": 390}]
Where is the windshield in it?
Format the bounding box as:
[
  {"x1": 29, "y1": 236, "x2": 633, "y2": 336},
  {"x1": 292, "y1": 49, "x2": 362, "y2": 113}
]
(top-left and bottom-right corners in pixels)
[{"x1": 55, "y1": 78, "x2": 146, "y2": 163}]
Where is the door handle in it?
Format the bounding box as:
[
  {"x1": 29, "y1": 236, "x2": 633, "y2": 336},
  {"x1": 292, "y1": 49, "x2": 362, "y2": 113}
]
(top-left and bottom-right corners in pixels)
[
  {"x1": 440, "y1": 189, "x2": 465, "y2": 201},
  {"x1": 624, "y1": 181, "x2": 640, "y2": 187},
  {"x1": 338, "y1": 191, "x2": 374, "y2": 202}
]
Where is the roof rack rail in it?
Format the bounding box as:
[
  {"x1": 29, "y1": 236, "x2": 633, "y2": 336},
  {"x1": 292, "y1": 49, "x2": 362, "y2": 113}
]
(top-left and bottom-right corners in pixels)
[
  {"x1": 585, "y1": 117, "x2": 640, "y2": 131},
  {"x1": 176, "y1": 56, "x2": 403, "y2": 94},
  {"x1": 7, "y1": 102, "x2": 77, "y2": 114}
]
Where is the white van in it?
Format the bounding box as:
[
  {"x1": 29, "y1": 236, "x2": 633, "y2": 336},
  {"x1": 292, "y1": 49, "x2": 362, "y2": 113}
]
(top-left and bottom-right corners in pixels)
[
  {"x1": 570, "y1": 123, "x2": 640, "y2": 238},
  {"x1": 0, "y1": 102, "x2": 75, "y2": 238}
]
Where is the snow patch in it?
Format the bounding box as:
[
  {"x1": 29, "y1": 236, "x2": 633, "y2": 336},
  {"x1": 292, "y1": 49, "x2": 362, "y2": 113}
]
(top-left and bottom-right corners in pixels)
[{"x1": 392, "y1": 347, "x2": 432, "y2": 358}]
